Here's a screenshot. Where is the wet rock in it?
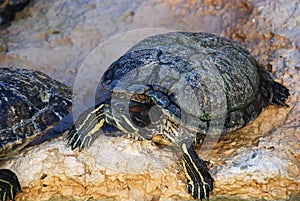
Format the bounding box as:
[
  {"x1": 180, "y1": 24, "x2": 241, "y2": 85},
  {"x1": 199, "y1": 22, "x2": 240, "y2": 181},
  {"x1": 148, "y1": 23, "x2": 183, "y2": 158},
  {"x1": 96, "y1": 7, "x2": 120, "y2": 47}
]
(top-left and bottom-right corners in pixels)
[{"x1": 0, "y1": 0, "x2": 299, "y2": 201}]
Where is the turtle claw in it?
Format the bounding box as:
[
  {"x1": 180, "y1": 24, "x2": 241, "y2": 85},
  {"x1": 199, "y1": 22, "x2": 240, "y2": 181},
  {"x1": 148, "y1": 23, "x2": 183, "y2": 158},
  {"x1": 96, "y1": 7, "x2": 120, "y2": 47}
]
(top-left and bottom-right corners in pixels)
[
  {"x1": 67, "y1": 126, "x2": 98, "y2": 151},
  {"x1": 187, "y1": 179, "x2": 212, "y2": 201},
  {"x1": 67, "y1": 127, "x2": 83, "y2": 150},
  {"x1": 0, "y1": 169, "x2": 21, "y2": 201}
]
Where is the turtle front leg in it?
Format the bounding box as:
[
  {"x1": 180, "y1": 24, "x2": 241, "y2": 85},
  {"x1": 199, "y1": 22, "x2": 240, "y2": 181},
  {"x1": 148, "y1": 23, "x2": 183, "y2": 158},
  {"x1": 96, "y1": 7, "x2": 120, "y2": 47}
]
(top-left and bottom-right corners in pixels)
[
  {"x1": 67, "y1": 103, "x2": 107, "y2": 151},
  {"x1": 0, "y1": 169, "x2": 21, "y2": 201},
  {"x1": 180, "y1": 142, "x2": 214, "y2": 201}
]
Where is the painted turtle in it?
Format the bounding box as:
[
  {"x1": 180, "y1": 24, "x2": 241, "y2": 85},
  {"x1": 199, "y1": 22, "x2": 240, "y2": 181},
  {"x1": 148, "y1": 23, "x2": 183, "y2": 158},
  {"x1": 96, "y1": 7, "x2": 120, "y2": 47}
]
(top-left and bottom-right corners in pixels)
[
  {"x1": 0, "y1": 67, "x2": 72, "y2": 200},
  {"x1": 68, "y1": 32, "x2": 289, "y2": 200}
]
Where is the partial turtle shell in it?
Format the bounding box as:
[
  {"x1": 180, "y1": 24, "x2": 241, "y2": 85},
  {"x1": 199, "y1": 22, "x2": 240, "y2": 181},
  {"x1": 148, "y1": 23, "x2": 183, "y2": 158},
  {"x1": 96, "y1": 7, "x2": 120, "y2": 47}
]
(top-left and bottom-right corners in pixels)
[{"x1": 0, "y1": 67, "x2": 72, "y2": 158}]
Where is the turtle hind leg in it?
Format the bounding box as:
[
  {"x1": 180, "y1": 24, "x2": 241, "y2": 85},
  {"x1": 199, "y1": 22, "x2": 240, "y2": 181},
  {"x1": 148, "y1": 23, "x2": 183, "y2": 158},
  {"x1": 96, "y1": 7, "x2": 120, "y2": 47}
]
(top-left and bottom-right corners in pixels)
[
  {"x1": 0, "y1": 169, "x2": 21, "y2": 201},
  {"x1": 271, "y1": 81, "x2": 290, "y2": 107},
  {"x1": 67, "y1": 103, "x2": 107, "y2": 151},
  {"x1": 181, "y1": 142, "x2": 214, "y2": 200}
]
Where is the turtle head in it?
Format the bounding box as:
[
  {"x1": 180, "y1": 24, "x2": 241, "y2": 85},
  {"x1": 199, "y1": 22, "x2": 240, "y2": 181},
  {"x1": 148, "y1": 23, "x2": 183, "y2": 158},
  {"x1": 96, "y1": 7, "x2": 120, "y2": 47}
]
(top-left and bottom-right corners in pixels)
[
  {"x1": 67, "y1": 92, "x2": 166, "y2": 150},
  {"x1": 107, "y1": 92, "x2": 165, "y2": 140}
]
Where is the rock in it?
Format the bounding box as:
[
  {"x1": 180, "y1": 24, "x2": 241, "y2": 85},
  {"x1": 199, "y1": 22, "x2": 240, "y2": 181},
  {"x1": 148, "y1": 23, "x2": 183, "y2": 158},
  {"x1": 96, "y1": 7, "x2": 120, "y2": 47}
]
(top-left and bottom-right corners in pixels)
[
  {"x1": 0, "y1": 0, "x2": 299, "y2": 201},
  {"x1": 4, "y1": 135, "x2": 187, "y2": 201},
  {"x1": 0, "y1": 0, "x2": 30, "y2": 27}
]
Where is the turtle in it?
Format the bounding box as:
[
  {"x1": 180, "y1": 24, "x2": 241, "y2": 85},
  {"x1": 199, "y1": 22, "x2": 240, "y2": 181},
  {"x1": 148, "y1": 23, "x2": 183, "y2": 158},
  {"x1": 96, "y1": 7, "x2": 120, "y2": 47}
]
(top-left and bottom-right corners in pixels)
[
  {"x1": 67, "y1": 32, "x2": 290, "y2": 200},
  {"x1": 0, "y1": 0, "x2": 30, "y2": 27},
  {"x1": 0, "y1": 67, "x2": 72, "y2": 201}
]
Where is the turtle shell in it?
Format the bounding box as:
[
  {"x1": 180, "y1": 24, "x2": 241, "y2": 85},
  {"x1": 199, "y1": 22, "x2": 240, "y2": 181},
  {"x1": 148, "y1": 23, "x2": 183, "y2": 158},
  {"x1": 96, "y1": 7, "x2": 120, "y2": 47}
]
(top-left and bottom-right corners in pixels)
[
  {"x1": 0, "y1": 67, "x2": 72, "y2": 158},
  {"x1": 101, "y1": 32, "x2": 274, "y2": 134}
]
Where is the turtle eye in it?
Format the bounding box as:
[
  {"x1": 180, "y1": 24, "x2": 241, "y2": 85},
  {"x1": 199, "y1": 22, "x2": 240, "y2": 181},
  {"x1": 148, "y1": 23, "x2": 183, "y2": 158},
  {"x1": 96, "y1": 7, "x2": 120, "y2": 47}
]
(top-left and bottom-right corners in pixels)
[{"x1": 128, "y1": 100, "x2": 152, "y2": 128}]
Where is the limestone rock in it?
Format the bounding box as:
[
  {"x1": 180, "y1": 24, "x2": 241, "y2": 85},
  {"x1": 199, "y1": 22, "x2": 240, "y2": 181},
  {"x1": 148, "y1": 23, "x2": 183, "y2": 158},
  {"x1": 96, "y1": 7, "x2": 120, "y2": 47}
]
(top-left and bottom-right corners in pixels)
[{"x1": 3, "y1": 135, "x2": 189, "y2": 201}]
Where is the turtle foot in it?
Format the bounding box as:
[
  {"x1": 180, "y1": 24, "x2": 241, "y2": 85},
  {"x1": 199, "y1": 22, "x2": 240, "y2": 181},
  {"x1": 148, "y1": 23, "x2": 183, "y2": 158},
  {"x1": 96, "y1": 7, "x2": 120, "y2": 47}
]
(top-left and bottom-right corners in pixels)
[
  {"x1": 0, "y1": 169, "x2": 21, "y2": 201},
  {"x1": 67, "y1": 104, "x2": 106, "y2": 150},
  {"x1": 67, "y1": 124, "x2": 102, "y2": 151},
  {"x1": 181, "y1": 143, "x2": 214, "y2": 200}
]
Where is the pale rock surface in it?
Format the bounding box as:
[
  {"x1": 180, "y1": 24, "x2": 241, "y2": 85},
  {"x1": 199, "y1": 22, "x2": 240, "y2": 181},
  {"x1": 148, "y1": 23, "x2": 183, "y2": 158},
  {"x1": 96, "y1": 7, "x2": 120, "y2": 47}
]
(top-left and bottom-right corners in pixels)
[{"x1": 0, "y1": 0, "x2": 299, "y2": 200}]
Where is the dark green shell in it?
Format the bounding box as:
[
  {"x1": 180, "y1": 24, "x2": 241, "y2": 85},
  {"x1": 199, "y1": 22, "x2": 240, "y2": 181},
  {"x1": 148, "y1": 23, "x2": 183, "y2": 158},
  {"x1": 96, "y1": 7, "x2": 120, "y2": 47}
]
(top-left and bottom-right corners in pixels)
[
  {"x1": 101, "y1": 32, "x2": 280, "y2": 135},
  {"x1": 0, "y1": 67, "x2": 72, "y2": 158}
]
